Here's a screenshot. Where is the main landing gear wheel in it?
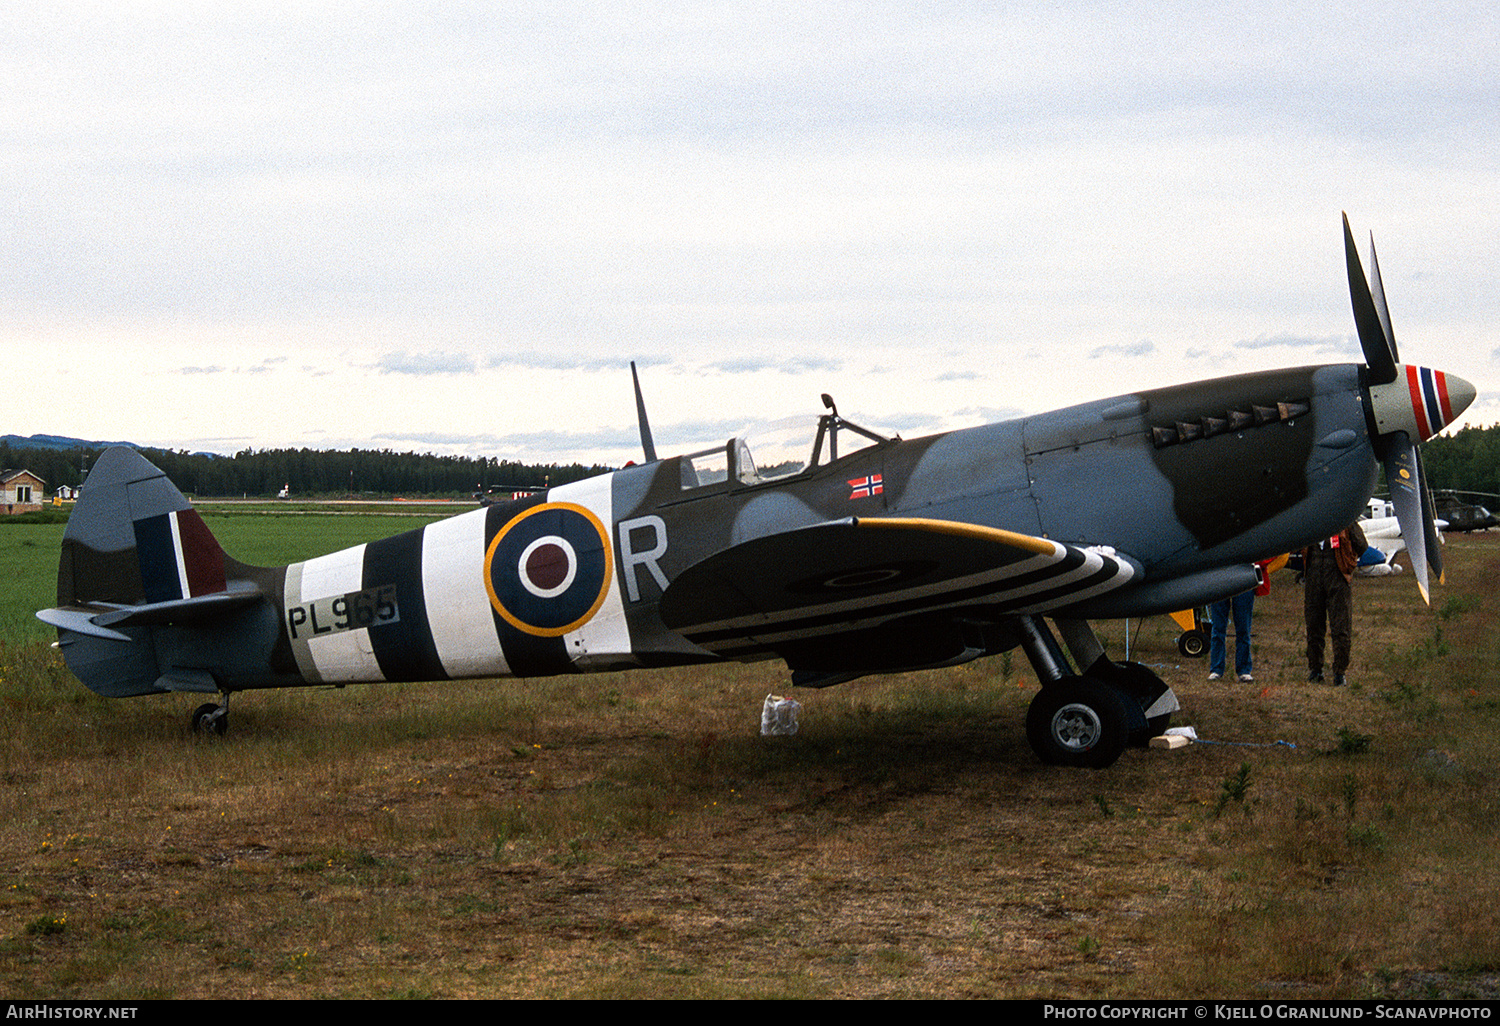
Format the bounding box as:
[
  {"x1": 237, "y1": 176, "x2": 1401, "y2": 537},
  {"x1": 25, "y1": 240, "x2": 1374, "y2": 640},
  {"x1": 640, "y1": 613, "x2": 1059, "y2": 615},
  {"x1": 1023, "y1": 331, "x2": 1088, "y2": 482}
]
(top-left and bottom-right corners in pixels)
[
  {"x1": 1026, "y1": 677, "x2": 1130, "y2": 769},
  {"x1": 192, "y1": 702, "x2": 228, "y2": 736}
]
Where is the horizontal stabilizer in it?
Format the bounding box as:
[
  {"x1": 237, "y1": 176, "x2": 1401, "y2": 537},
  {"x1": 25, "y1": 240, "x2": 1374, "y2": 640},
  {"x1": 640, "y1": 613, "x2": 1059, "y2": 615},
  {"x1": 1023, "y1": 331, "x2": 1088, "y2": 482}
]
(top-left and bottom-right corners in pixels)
[
  {"x1": 37, "y1": 584, "x2": 263, "y2": 642},
  {"x1": 36, "y1": 607, "x2": 133, "y2": 642}
]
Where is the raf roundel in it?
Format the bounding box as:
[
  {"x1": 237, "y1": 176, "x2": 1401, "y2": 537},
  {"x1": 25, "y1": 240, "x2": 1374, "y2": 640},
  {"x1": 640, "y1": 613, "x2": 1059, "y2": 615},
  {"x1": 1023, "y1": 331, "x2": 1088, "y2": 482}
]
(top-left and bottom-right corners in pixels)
[{"x1": 485, "y1": 503, "x2": 613, "y2": 637}]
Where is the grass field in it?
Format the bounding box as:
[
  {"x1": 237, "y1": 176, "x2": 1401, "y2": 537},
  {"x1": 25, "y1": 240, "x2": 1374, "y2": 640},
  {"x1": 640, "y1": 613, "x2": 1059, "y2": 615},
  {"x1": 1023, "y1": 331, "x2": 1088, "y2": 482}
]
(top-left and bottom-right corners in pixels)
[{"x1": 1, "y1": 510, "x2": 1497, "y2": 998}]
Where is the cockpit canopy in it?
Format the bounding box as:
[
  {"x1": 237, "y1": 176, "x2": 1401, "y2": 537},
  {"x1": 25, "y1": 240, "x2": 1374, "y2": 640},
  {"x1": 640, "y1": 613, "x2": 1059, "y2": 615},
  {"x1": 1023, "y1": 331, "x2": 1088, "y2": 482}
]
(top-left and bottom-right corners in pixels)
[{"x1": 677, "y1": 408, "x2": 894, "y2": 490}]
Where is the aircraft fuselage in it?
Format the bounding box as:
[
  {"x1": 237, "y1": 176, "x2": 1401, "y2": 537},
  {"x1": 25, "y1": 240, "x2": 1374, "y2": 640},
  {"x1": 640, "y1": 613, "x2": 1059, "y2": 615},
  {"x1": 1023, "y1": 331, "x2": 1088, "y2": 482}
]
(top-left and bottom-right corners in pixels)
[{"x1": 51, "y1": 362, "x2": 1384, "y2": 699}]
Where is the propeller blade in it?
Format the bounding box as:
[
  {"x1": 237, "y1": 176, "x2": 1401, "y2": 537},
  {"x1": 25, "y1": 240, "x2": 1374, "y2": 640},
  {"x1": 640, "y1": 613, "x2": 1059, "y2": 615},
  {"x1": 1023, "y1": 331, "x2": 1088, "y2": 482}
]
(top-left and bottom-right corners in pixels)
[
  {"x1": 1383, "y1": 432, "x2": 1432, "y2": 603},
  {"x1": 1416, "y1": 447, "x2": 1444, "y2": 585},
  {"x1": 1367, "y1": 234, "x2": 1399, "y2": 364},
  {"x1": 1344, "y1": 213, "x2": 1399, "y2": 385}
]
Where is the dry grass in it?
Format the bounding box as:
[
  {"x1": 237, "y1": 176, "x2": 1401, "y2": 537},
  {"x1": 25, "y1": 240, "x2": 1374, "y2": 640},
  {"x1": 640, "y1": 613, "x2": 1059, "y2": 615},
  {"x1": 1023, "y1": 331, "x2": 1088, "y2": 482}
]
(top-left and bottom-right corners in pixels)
[{"x1": 2, "y1": 537, "x2": 1499, "y2": 998}]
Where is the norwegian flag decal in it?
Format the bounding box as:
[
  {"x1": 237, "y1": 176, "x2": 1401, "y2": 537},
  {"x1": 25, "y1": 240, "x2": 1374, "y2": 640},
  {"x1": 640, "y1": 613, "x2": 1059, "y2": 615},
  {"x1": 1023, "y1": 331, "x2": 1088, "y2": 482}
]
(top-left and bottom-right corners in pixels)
[{"x1": 847, "y1": 474, "x2": 883, "y2": 499}]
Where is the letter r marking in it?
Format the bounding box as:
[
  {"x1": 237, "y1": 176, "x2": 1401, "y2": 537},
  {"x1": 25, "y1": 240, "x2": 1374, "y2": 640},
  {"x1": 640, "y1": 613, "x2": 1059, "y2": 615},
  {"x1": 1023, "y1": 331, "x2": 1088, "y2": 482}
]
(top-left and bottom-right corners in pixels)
[{"x1": 618, "y1": 515, "x2": 669, "y2": 603}]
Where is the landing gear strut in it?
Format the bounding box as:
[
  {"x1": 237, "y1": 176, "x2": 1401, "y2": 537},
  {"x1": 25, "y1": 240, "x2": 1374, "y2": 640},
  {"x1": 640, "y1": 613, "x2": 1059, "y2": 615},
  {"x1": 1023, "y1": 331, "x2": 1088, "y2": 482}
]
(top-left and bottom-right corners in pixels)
[{"x1": 1016, "y1": 615, "x2": 1178, "y2": 768}]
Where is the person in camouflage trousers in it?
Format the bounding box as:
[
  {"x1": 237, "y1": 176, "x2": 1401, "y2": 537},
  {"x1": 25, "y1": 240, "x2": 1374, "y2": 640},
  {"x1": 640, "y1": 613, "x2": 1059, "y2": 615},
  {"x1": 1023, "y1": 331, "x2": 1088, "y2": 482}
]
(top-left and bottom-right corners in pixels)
[{"x1": 1301, "y1": 522, "x2": 1368, "y2": 687}]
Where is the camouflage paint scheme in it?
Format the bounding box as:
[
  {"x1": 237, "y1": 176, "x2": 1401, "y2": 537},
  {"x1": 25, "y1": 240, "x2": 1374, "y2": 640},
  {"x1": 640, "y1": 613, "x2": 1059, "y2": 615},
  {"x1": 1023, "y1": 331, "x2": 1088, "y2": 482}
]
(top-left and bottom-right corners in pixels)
[{"x1": 37, "y1": 221, "x2": 1475, "y2": 768}]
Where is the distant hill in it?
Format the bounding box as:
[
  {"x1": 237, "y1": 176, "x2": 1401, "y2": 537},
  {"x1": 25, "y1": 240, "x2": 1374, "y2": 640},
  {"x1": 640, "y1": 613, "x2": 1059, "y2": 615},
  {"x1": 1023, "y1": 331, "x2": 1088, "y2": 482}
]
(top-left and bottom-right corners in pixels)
[
  {"x1": 2, "y1": 433, "x2": 140, "y2": 452},
  {"x1": 2, "y1": 435, "x2": 223, "y2": 460}
]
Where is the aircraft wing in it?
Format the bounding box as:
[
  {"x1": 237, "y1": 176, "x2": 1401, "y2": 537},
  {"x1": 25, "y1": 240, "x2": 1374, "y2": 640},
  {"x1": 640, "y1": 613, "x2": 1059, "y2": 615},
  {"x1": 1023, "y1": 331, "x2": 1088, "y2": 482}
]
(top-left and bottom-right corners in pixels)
[{"x1": 658, "y1": 516, "x2": 1137, "y2": 655}]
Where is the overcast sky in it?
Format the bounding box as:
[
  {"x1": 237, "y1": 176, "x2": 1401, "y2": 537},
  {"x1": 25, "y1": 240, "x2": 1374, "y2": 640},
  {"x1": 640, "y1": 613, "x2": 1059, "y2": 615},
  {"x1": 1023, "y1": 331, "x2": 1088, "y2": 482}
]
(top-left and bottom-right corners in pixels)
[{"x1": 4, "y1": 1, "x2": 1497, "y2": 466}]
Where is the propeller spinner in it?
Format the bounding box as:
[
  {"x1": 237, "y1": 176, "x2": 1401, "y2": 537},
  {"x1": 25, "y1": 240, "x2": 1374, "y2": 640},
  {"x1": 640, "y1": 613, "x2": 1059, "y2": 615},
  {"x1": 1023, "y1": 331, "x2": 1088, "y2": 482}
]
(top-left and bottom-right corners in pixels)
[{"x1": 1344, "y1": 214, "x2": 1476, "y2": 602}]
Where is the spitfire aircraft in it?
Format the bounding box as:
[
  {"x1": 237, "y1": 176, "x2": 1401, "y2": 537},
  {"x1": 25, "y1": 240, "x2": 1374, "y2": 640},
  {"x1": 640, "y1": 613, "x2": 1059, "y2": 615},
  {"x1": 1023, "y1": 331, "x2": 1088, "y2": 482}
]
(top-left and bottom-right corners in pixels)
[{"x1": 38, "y1": 216, "x2": 1474, "y2": 768}]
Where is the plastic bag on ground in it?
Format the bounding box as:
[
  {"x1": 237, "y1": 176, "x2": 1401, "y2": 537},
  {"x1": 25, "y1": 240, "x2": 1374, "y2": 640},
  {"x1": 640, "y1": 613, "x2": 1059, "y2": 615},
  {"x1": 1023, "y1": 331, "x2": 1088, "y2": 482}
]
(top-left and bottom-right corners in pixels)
[{"x1": 761, "y1": 693, "x2": 802, "y2": 736}]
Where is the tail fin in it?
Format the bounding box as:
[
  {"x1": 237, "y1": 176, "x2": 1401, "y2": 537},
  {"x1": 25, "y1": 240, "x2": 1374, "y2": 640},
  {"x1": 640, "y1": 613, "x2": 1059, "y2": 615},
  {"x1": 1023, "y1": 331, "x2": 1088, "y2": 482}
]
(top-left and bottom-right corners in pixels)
[
  {"x1": 56, "y1": 446, "x2": 228, "y2": 607},
  {"x1": 40, "y1": 447, "x2": 260, "y2": 697}
]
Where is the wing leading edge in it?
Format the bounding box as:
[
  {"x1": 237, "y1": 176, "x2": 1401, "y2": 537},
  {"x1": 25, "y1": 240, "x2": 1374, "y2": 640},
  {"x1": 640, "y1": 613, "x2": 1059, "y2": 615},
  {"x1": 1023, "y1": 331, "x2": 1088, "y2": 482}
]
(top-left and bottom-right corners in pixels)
[{"x1": 658, "y1": 516, "x2": 1138, "y2": 658}]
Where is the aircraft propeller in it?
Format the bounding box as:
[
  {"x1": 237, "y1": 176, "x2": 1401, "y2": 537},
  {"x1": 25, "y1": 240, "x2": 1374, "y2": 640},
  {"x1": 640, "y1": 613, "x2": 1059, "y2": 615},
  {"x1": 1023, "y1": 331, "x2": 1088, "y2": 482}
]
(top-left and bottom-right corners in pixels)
[{"x1": 1344, "y1": 214, "x2": 1473, "y2": 603}]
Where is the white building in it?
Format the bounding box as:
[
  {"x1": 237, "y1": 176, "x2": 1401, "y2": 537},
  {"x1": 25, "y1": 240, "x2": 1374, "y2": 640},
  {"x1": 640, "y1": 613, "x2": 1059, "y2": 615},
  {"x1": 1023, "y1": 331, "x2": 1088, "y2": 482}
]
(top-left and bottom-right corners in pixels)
[{"x1": 1, "y1": 470, "x2": 45, "y2": 513}]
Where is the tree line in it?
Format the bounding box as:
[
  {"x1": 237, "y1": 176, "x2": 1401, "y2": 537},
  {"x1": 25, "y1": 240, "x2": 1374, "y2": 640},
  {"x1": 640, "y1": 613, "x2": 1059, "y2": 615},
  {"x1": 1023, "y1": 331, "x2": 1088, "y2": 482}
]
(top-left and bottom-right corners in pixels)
[
  {"x1": 1, "y1": 442, "x2": 612, "y2": 499},
  {"x1": 1417, "y1": 422, "x2": 1500, "y2": 497}
]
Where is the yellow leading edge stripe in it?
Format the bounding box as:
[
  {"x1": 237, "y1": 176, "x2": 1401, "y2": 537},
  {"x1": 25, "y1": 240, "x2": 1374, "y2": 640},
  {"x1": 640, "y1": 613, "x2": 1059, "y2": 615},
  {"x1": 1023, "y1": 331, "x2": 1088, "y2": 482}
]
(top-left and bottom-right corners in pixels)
[{"x1": 855, "y1": 517, "x2": 1059, "y2": 556}]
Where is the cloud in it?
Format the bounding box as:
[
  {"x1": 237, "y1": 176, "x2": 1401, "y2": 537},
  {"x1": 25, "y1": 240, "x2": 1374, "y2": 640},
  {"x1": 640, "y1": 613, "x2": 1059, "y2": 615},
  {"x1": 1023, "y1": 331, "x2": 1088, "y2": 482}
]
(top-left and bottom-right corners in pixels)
[
  {"x1": 172, "y1": 435, "x2": 254, "y2": 450},
  {"x1": 951, "y1": 405, "x2": 1028, "y2": 425},
  {"x1": 379, "y1": 432, "x2": 503, "y2": 449},
  {"x1": 482, "y1": 352, "x2": 662, "y2": 373},
  {"x1": 704, "y1": 357, "x2": 843, "y2": 375},
  {"x1": 878, "y1": 410, "x2": 950, "y2": 433},
  {"x1": 375, "y1": 351, "x2": 477, "y2": 375},
  {"x1": 1235, "y1": 333, "x2": 1355, "y2": 355},
  {"x1": 1088, "y1": 340, "x2": 1155, "y2": 360},
  {"x1": 704, "y1": 357, "x2": 773, "y2": 374},
  {"x1": 782, "y1": 356, "x2": 842, "y2": 374}
]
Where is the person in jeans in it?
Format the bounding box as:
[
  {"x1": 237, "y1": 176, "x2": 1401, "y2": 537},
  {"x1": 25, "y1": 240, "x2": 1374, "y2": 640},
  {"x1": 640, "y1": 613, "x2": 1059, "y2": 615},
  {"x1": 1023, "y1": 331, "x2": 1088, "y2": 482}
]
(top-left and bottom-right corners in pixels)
[
  {"x1": 1207, "y1": 558, "x2": 1281, "y2": 683},
  {"x1": 1207, "y1": 587, "x2": 1256, "y2": 682}
]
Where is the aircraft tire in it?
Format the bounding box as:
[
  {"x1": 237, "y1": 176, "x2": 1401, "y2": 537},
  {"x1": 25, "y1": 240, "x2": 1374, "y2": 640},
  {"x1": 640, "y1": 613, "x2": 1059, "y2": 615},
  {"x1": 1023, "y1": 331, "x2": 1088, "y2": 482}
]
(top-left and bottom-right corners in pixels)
[
  {"x1": 192, "y1": 703, "x2": 227, "y2": 736},
  {"x1": 1177, "y1": 630, "x2": 1207, "y2": 658},
  {"x1": 1026, "y1": 677, "x2": 1129, "y2": 769}
]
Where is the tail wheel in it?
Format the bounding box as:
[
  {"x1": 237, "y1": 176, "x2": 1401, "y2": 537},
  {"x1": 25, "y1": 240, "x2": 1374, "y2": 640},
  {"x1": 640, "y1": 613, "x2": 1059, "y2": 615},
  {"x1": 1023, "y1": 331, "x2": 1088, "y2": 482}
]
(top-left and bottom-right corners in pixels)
[
  {"x1": 1026, "y1": 677, "x2": 1130, "y2": 769},
  {"x1": 192, "y1": 703, "x2": 228, "y2": 736}
]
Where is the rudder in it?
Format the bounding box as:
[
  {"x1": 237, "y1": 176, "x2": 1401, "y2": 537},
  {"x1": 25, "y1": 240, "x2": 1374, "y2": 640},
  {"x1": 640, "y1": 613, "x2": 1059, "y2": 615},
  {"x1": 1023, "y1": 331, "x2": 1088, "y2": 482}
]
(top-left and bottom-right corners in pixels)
[{"x1": 57, "y1": 447, "x2": 227, "y2": 608}]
